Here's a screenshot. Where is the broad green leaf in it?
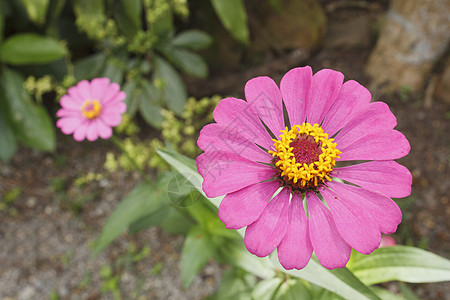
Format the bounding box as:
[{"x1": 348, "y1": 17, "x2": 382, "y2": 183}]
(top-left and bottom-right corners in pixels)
[
  {"x1": 19, "y1": 0, "x2": 49, "y2": 25},
  {"x1": 122, "y1": 81, "x2": 140, "y2": 116},
  {"x1": 271, "y1": 256, "x2": 380, "y2": 300},
  {"x1": 210, "y1": 0, "x2": 249, "y2": 44},
  {"x1": 172, "y1": 30, "x2": 213, "y2": 50},
  {"x1": 0, "y1": 34, "x2": 67, "y2": 65},
  {"x1": 153, "y1": 55, "x2": 187, "y2": 114},
  {"x1": 181, "y1": 225, "x2": 216, "y2": 287},
  {"x1": 128, "y1": 204, "x2": 170, "y2": 234},
  {"x1": 102, "y1": 61, "x2": 124, "y2": 84},
  {"x1": 93, "y1": 181, "x2": 166, "y2": 255},
  {"x1": 156, "y1": 148, "x2": 219, "y2": 203},
  {"x1": 349, "y1": 245, "x2": 450, "y2": 285},
  {"x1": 0, "y1": 69, "x2": 55, "y2": 151},
  {"x1": 398, "y1": 283, "x2": 420, "y2": 300},
  {"x1": 0, "y1": 100, "x2": 17, "y2": 161},
  {"x1": 159, "y1": 206, "x2": 193, "y2": 235},
  {"x1": 74, "y1": 53, "x2": 107, "y2": 80},
  {"x1": 139, "y1": 79, "x2": 163, "y2": 128},
  {"x1": 157, "y1": 148, "x2": 380, "y2": 300},
  {"x1": 276, "y1": 279, "x2": 313, "y2": 300},
  {"x1": 115, "y1": 0, "x2": 141, "y2": 37},
  {"x1": 370, "y1": 287, "x2": 405, "y2": 300},
  {"x1": 167, "y1": 172, "x2": 203, "y2": 208},
  {"x1": 251, "y1": 278, "x2": 282, "y2": 300},
  {"x1": 205, "y1": 267, "x2": 256, "y2": 300},
  {"x1": 162, "y1": 46, "x2": 208, "y2": 78}
]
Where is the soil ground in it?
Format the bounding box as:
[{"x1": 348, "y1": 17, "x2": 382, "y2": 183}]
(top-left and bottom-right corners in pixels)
[{"x1": 1, "y1": 1, "x2": 449, "y2": 299}]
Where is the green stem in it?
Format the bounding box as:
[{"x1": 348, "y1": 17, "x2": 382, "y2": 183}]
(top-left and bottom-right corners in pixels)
[{"x1": 110, "y1": 135, "x2": 152, "y2": 182}]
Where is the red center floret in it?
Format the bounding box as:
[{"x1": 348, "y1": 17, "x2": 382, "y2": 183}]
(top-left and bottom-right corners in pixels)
[{"x1": 290, "y1": 135, "x2": 322, "y2": 165}]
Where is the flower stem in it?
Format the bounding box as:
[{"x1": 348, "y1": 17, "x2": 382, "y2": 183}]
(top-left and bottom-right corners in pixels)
[{"x1": 110, "y1": 135, "x2": 152, "y2": 182}]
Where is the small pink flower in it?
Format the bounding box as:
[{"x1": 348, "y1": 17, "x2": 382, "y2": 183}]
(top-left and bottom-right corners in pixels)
[
  {"x1": 379, "y1": 235, "x2": 396, "y2": 248},
  {"x1": 56, "y1": 78, "x2": 127, "y2": 141},
  {"x1": 196, "y1": 66, "x2": 412, "y2": 270}
]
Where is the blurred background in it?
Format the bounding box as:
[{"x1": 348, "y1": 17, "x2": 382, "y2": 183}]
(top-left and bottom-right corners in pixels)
[{"x1": 0, "y1": 0, "x2": 449, "y2": 299}]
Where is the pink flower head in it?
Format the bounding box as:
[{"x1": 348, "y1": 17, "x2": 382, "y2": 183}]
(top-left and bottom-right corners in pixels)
[
  {"x1": 196, "y1": 67, "x2": 412, "y2": 270},
  {"x1": 56, "y1": 78, "x2": 127, "y2": 141}
]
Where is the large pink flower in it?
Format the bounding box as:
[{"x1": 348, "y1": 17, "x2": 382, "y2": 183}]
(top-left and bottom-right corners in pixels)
[
  {"x1": 56, "y1": 78, "x2": 127, "y2": 141},
  {"x1": 196, "y1": 66, "x2": 411, "y2": 270}
]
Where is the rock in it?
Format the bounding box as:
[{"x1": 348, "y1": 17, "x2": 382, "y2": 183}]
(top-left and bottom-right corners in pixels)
[
  {"x1": 366, "y1": 0, "x2": 450, "y2": 92},
  {"x1": 18, "y1": 285, "x2": 36, "y2": 300}
]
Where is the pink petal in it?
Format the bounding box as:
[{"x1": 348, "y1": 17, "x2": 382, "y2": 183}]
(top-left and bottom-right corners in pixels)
[
  {"x1": 305, "y1": 69, "x2": 344, "y2": 126},
  {"x1": 338, "y1": 130, "x2": 410, "y2": 161},
  {"x1": 96, "y1": 119, "x2": 113, "y2": 139},
  {"x1": 90, "y1": 77, "x2": 111, "y2": 101},
  {"x1": 244, "y1": 77, "x2": 285, "y2": 136},
  {"x1": 319, "y1": 187, "x2": 381, "y2": 254},
  {"x1": 321, "y1": 80, "x2": 372, "y2": 136},
  {"x1": 67, "y1": 83, "x2": 87, "y2": 102},
  {"x1": 213, "y1": 97, "x2": 273, "y2": 149},
  {"x1": 244, "y1": 188, "x2": 290, "y2": 257},
  {"x1": 333, "y1": 161, "x2": 412, "y2": 198},
  {"x1": 280, "y1": 66, "x2": 312, "y2": 126},
  {"x1": 60, "y1": 95, "x2": 81, "y2": 110},
  {"x1": 335, "y1": 102, "x2": 397, "y2": 148},
  {"x1": 86, "y1": 121, "x2": 99, "y2": 141},
  {"x1": 218, "y1": 180, "x2": 280, "y2": 229},
  {"x1": 326, "y1": 181, "x2": 402, "y2": 234},
  {"x1": 198, "y1": 123, "x2": 271, "y2": 163},
  {"x1": 101, "y1": 82, "x2": 122, "y2": 104},
  {"x1": 196, "y1": 152, "x2": 277, "y2": 198},
  {"x1": 73, "y1": 121, "x2": 89, "y2": 141},
  {"x1": 75, "y1": 80, "x2": 92, "y2": 101},
  {"x1": 56, "y1": 117, "x2": 83, "y2": 134},
  {"x1": 306, "y1": 191, "x2": 351, "y2": 269},
  {"x1": 100, "y1": 113, "x2": 122, "y2": 127},
  {"x1": 277, "y1": 193, "x2": 313, "y2": 269},
  {"x1": 56, "y1": 108, "x2": 80, "y2": 118},
  {"x1": 102, "y1": 101, "x2": 127, "y2": 114}
]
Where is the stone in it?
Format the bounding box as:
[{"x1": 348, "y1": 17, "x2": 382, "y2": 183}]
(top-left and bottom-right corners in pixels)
[
  {"x1": 366, "y1": 0, "x2": 450, "y2": 92},
  {"x1": 434, "y1": 56, "x2": 450, "y2": 105},
  {"x1": 324, "y1": 18, "x2": 371, "y2": 50}
]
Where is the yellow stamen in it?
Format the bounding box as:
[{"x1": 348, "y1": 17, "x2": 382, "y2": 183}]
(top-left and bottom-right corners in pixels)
[
  {"x1": 268, "y1": 123, "x2": 341, "y2": 189},
  {"x1": 81, "y1": 100, "x2": 102, "y2": 119}
]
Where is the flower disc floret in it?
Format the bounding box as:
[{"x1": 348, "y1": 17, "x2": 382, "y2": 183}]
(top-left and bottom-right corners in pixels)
[
  {"x1": 269, "y1": 123, "x2": 341, "y2": 189},
  {"x1": 81, "y1": 99, "x2": 102, "y2": 119}
]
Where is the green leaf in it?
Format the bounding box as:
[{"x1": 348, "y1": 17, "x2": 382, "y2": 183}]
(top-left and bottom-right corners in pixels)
[
  {"x1": 73, "y1": 53, "x2": 107, "y2": 80},
  {"x1": 349, "y1": 245, "x2": 450, "y2": 285},
  {"x1": 210, "y1": 0, "x2": 249, "y2": 44},
  {"x1": 139, "y1": 79, "x2": 163, "y2": 128},
  {"x1": 370, "y1": 287, "x2": 405, "y2": 300},
  {"x1": 251, "y1": 278, "x2": 282, "y2": 300},
  {"x1": 73, "y1": 0, "x2": 103, "y2": 16},
  {"x1": 122, "y1": 81, "x2": 140, "y2": 116},
  {"x1": 181, "y1": 225, "x2": 216, "y2": 287},
  {"x1": 115, "y1": 0, "x2": 141, "y2": 37},
  {"x1": 153, "y1": 55, "x2": 187, "y2": 114},
  {"x1": 159, "y1": 206, "x2": 193, "y2": 235},
  {"x1": 172, "y1": 30, "x2": 213, "y2": 50},
  {"x1": 0, "y1": 68, "x2": 55, "y2": 152},
  {"x1": 19, "y1": 0, "x2": 49, "y2": 25},
  {"x1": 205, "y1": 267, "x2": 256, "y2": 300},
  {"x1": 102, "y1": 61, "x2": 124, "y2": 84},
  {"x1": 161, "y1": 46, "x2": 208, "y2": 78},
  {"x1": 276, "y1": 279, "x2": 313, "y2": 300},
  {"x1": 0, "y1": 33, "x2": 67, "y2": 65},
  {"x1": 93, "y1": 181, "x2": 167, "y2": 255},
  {"x1": 128, "y1": 204, "x2": 170, "y2": 234},
  {"x1": 0, "y1": 102, "x2": 18, "y2": 161}
]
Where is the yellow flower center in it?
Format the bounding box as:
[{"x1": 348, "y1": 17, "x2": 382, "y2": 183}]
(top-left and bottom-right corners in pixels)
[
  {"x1": 81, "y1": 100, "x2": 102, "y2": 119},
  {"x1": 268, "y1": 123, "x2": 341, "y2": 190}
]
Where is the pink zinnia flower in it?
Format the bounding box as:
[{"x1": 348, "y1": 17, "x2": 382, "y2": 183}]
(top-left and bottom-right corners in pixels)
[
  {"x1": 56, "y1": 78, "x2": 126, "y2": 141},
  {"x1": 196, "y1": 66, "x2": 412, "y2": 270}
]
